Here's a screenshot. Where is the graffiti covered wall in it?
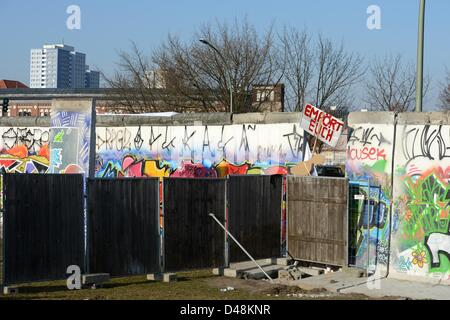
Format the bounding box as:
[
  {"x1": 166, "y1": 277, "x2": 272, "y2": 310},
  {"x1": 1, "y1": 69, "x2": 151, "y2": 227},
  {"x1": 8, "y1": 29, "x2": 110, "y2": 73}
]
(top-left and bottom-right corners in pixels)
[
  {"x1": 390, "y1": 115, "x2": 450, "y2": 282},
  {"x1": 0, "y1": 127, "x2": 50, "y2": 173},
  {"x1": 346, "y1": 113, "x2": 395, "y2": 273},
  {"x1": 95, "y1": 123, "x2": 308, "y2": 178},
  {"x1": 347, "y1": 112, "x2": 450, "y2": 283},
  {"x1": 94, "y1": 121, "x2": 306, "y2": 254},
  {"x1": 50, "y1": 99, "x2": 94, "y2": 175},
  {"x1": 0, "y1": 116, "x2": 308, "y2": 177}
]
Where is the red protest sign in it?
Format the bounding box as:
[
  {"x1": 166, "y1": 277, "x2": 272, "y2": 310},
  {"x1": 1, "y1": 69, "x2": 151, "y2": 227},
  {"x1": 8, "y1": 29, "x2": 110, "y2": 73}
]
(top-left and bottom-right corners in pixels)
[{"x1": 300, "y1": 104, "x2": 344, "y2": 147}]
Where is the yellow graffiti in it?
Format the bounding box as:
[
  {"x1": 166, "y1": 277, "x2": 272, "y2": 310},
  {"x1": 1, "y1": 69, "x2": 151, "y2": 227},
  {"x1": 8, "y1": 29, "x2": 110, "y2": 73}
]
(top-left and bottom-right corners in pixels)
[
  {"x1": 0, "y1": 154, "x2": 49, "y2": 173},
  {"x1": 143, "y1": 160, "x2": 171, "y2": 178}
]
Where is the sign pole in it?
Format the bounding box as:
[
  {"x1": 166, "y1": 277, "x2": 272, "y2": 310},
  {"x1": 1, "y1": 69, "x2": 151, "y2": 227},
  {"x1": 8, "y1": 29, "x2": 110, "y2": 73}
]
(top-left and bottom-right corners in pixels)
[{"x1": 310, "y1": 116, "x2": 324, "y2": 175}]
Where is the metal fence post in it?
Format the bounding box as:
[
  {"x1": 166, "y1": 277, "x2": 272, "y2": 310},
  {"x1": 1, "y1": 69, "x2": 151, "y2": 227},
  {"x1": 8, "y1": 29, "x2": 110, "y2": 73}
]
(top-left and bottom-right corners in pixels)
[
  {"x1": 161, "y1": 178, "x2": 165, "y2": 273},
  {"x1": 284, "y1": 175, "x2": 288, "y2": 258},
  {"x1": 1, "y1": 169, "x2": 6, "y2": 286},
  {"x1": 84, "y1": 178, "x2": 89, "y2": 274},
  {"x1": 224, "y1": 176, "x2": 229, "y2": 268},
  {"x1": 367, "y1": 179, "x2": 370, "y2": 274}
]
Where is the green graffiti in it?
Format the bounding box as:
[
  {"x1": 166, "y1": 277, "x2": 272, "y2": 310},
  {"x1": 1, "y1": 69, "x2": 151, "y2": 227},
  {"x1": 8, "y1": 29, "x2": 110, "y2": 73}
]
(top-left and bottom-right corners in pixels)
[
  {"x1": 370, "y1": 159, "x2": 387, "y2": 173},
  {"x1": 53, "y1": 130, "x2": 65, "y2": 143},
  {"x1": 401, "y1": 173, "x2": 450, "y2": 272},
  {"x1": 396, "y1": 165, "x2": 407, "y2": 176}
]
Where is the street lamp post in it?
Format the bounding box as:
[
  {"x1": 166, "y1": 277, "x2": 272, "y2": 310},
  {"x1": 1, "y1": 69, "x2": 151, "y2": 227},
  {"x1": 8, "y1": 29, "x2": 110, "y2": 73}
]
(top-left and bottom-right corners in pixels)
[
  {"x1": 199, "y1": 39, "x2": 233, "y2": 113},
  {"x1": 415, "y1": 0, "x2": 426, "y2": 112}
]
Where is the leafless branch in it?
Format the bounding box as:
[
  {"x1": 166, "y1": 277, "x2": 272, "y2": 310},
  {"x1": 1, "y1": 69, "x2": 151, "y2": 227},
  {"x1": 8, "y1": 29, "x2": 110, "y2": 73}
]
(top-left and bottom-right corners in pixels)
[{"x1": 364, "y1": 54, "x2": 429, "y2": 113}]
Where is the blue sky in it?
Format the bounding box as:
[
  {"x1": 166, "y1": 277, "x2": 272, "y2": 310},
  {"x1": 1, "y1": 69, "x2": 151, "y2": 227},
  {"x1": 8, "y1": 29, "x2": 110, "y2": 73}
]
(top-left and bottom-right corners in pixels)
[{"x1": 1, "y1": 0, "x2": 449, "y2": 110}]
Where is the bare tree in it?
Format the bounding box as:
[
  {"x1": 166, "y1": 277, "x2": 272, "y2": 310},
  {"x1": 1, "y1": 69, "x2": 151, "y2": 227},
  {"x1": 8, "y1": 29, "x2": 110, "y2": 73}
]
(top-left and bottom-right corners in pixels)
[
  {"x1": 278, "y1": 31, "x2": 363, "y2": 152},
  {"x1": 312, "y1": 35, "x2": 364, "y2": 118},
  {"x1": 279, "y1": 27, "x2": 313, "y2": 112},
  {"x1": 104, "y1": 18, "x2": 284, "y2": 113},
  {"x1": 280, "y1": 31, "x2": 362, "y2": 118},
  {"x1": 105, "y1": 20, "x2": 363, "y2": 115},
  {"x1": 153, "y1": 18, "x2": 284, "y2": 113},
  {"x1": 439, "y1": 71, "x2": 450, "y2": 111},
  {"x1": 364, "y1": 54, "x2": 429, "y2": 113},
  {"x1": 102, "y1": 41, "x2": 165, "y2": 113}
]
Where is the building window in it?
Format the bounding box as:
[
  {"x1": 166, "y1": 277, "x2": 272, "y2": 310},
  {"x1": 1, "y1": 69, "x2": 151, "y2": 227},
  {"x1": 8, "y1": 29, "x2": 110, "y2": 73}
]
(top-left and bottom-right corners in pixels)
[
  {"x1": 19, "y1": 110, "x2": 32, "y2": 117},
  {"x1": 40, "y1": 109, "x2": 50, "y2": 117},
  {"x1": 256, "y1": 89, "x2": 275, "y2": 102}
]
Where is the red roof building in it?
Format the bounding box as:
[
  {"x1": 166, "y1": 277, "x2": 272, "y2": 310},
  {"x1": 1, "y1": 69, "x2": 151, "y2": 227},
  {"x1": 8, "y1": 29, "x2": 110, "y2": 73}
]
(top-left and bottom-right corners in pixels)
[{"x1": 0, "y1": 80, "x2": 28, "y2": 89}]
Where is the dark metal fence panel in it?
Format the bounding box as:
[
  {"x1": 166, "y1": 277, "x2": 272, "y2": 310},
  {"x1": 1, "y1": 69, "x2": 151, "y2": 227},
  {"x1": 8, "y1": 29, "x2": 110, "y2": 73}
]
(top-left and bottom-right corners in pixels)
[
  {"x1": 287, "y1": 176, "x2": 348, "y2": 266},
  {"x1": 163, "y1": 178, "x2": 226, "y2": 271},
  {"x1": 88, "y1": 178, "x2": 160, "y2": 277},
  {"x1": 3, "y1": 174, "x2": 84, "y2": 285},
  {"x1": 348, "y1": 181, "x2": 384, "y2": 272},
  {"x1": 228, "y1": 175, "x2": 283, "y2": 263},
  {"x1": 348, "y1": 183, "x2": 363, "y2": 267}
]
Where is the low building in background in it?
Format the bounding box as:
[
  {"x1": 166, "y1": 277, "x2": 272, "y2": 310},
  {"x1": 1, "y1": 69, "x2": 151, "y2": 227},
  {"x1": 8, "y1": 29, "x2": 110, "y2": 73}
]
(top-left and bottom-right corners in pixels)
[
  {"x1": 3, "y1": 100, "x2": 51, "y2": 117},
  {"x1": 0, "y1": 84, "x2": 285, "y2": 116},
  {"x1": 0, "y1": 80, "x2": 29, "y2": 89},
  {"x1": 252, "y1": 84, "x2": 285, "y2": 112}
]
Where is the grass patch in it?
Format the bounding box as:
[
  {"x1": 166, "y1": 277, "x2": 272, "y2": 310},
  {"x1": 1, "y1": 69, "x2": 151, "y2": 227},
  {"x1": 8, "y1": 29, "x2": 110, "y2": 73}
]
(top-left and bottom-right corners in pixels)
[
  {"x1": 0, "y1": 270, "x2": 282, "y2": 300},
  {"x1": 0, "y1": 269, "x2": 379, "y2": 300}
]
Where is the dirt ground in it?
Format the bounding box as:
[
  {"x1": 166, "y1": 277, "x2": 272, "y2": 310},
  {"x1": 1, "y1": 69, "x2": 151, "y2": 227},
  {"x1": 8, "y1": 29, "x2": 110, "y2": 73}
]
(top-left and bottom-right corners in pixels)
[
  {"x1": 204, "y1": 276, "x2": 397, "y2": 300},
  {"x1": 0, "y1": 269, "x2": 400, "y2": 300}
]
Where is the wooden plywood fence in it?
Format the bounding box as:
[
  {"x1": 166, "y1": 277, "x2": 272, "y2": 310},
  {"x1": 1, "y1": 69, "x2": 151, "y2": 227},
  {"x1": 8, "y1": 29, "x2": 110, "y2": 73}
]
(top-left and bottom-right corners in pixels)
[{"x1": 287, "y1": 176, "x2": 348, "y2": 266}]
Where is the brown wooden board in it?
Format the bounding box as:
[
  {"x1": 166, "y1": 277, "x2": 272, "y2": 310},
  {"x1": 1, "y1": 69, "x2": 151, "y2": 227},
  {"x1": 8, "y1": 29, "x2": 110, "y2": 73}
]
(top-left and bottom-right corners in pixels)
[
  {"x1": 228, "y1": 175, "x2": 282, "y2": 263},
  {"x1": 287, "y1": 176, "x2": 348, "y2": 266},
  {"x1": 88, "y1": 178, "x2": 161, "y2": 277},
  {"x1": 163, "y1": 178, "x2": 226, "y2": 271},
  {"x1": 3, "y1": 174, "x2": 85, "y2": 285}
]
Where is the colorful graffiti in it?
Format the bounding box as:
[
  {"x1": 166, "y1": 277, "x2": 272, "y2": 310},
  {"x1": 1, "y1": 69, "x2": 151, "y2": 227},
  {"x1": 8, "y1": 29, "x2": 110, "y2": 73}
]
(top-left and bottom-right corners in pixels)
[
  {"x1": 96, "y1": 155, "x2": 290, "y2": 178},
  {"x1": 95, "y1": 124, "x2": 307, "y2": 178},
  {"x1": 391, "y1": 125, "x2": 450, "y2": 280},
  {"x1": 391, "y1": 124, "x2": 450, "y2": 280},
  {"x1": 349, "y1": 182, "x2": 390, "y2": 270},
  {"x1": 50, "y1": 110, "x2": 92, "y2": 174},
  {"x1": 0, "y1": 127, "x2": 50, "y2": 173},
  {"x1": 346, "y1": 123, "x2": 395, "y2": 271},
  {"x1": 347, "y1": 120, "x2": 450, "y2": 281},
  {"x1": 95, "y1": 123, "x2": 302, "y2": 250}
]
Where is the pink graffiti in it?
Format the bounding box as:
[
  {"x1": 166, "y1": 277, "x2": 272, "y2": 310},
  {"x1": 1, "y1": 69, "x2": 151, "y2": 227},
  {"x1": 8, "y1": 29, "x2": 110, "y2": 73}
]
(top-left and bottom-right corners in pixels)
[
  {"x1": 122, "y1": 155, "x2": 143, "y2": 177},
  {"x1": 347, "y1": 147, "x2": 386, "y2": 161},
  {"x1": 171, "y1": 161, "x2": 218, "y2": 178},
  {"x1": 264, "y1": 166, "x2": 288, "y2": 175}
]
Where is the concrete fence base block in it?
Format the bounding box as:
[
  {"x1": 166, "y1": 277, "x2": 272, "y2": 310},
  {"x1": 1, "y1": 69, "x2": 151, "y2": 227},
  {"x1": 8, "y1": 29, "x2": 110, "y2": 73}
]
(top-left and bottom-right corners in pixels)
[
  {"x1": 278, "y1": 269, "x2": 303, "y2": 281},
  {"x1": 82, "y1": 273, "x2": 110, "y2": 289},
  {"x1": 274, "y1": 258, "x2": 293, "y2": 266},
  {"x1": 224, "y1": 268, "x2": 242, "y2": 278},
  {"x1": 212, "y1": 268, "x2": 225, "y2": 276},
  {"x1": 297, "y1": 267, "x2": 324, "y2": 277},
  {"x1": 147, "y1": 273, "x2": 164, "y2": 281},
  {"x1": 3, "y1": 286, "x2": 19, "y2": 295},
  {"x1": 163, "y1": 273, "x2": 177, "y2": 282},
  {"x1": 341, "y1": 266, "x2": 367, "y2": 278}
]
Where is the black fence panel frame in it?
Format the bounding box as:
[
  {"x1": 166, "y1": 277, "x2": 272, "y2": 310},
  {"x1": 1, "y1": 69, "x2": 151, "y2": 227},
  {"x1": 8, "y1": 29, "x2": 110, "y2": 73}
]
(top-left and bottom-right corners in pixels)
[
  {"x1": 2, "y1": 173, "x2": 85, "y2": 285},
  {"x1": 227, "y1": 175, "x2": 283, "y2": 263},
  {"x1": 163, "y1": 177, "x2": 226, "y2": 272},
  {"x1": 87, "y1": 178, "x2": 161, "y2": 277}
]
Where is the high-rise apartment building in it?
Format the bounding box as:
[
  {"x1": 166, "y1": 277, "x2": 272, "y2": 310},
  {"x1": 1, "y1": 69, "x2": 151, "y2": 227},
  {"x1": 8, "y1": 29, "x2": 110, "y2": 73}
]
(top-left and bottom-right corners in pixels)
[
  {"x1": 85, "y1": 66, "x2": 100, "y2": 89},
  {"x1": 30, "y1": 44, "x2": 99, "y2": 88}
]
